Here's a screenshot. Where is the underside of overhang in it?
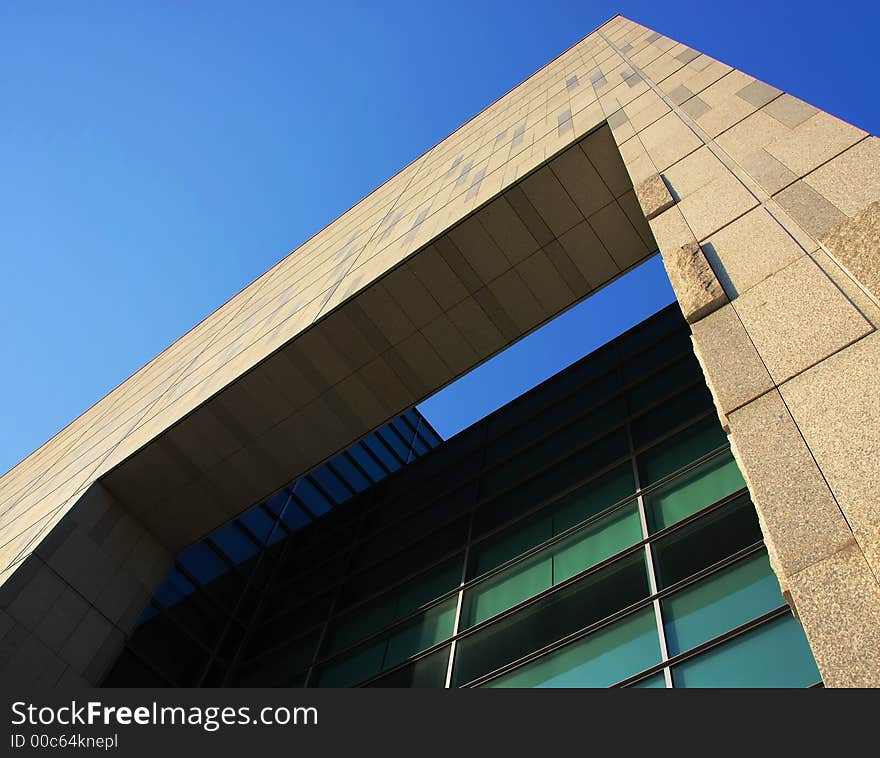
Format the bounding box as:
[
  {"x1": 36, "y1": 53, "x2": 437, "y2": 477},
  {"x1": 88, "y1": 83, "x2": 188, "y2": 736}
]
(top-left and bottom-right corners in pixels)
[{"x1": 99, "y1": 123, "x2": 659, "y2": 551}]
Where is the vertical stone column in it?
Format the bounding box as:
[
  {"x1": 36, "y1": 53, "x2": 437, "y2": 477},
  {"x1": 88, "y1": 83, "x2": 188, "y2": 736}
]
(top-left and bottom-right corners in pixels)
[{"x1": 601, "y1": 16, "x2": 880, "y2": 686}]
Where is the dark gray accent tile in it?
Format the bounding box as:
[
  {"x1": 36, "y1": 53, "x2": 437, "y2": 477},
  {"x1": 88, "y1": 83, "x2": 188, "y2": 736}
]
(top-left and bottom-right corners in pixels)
[
  {"x1": 619, "y1": 43, "x2": 632, "y2": 54},
  {"x1": 447, "y1": 156, "x2": 463, "y2": 177},
  {"x1": 590, "y1": 71, "x2": 607, "y2": 88},
  {"x1": 495, "y1": 129, "x2": 508, "y2": 144},
  {"x1": 646, "y1": 31, "x2": 661, "y2": 43},
  {"x1": 466, "y1": 168, "x2": 487, "y2": 201},
  {"x1": 622, "y1": 69, "x2": 642, "y2": 87},
  {"x1": 676, "y1": 47, "x2": 700, "y2": 64},
  {"x1": 455, "y1": 162, "x2": 473, "y2": 188},
  {"x1": 557, "y1": 109, "x2": 573, "y2": 136},
  {"x1": 566, "y1": 75, "x2": 579, "y2": 92},
  {"x1": 668, "y1": 84, "x2": 694, "y2": 105},
  {"x1": 607, "y1": 109, "x2": 630, "y2": 129},
  {"x1": 511, "y1": 124, "x2": 525, "y2": 148},
  {"x1": 736, "y1": 79, "x2": 782, "y2": 108},
  {"x1": 681, "y1": 95, "x2": 710, "y2": 120},
  {"x1": 404, "y1": 208, "x2": 429, "y2": 245}
]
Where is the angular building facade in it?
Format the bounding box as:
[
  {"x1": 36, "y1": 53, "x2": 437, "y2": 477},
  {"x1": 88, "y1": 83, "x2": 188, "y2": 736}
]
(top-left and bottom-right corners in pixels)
[{"x1": 0, "y1": 14, "x2": 878, "y2": 687}]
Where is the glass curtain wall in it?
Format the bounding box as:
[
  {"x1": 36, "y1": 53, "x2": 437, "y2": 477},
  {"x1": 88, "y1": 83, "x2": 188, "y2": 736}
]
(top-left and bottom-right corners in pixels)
[{"x1": 103, "y1": 305, "x2": 820, "y2": 688}]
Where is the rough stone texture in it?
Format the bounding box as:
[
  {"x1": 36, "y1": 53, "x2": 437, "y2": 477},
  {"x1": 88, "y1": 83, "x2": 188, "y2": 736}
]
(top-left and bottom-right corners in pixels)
[
  {"x1": 727, "y1": 391, "x2": 856, "y2": 579},
  {"x1": 662, "y1": 240, "x2": 728, "y2": 323},
  {"x1": 733, "y1": 255, "x2": 872, "y2": 384},
  {"x1": 787, "y1": 542, "x2": 880, "y2": 688},
  {"x1": 819, "y1": 200, "x2": 880, "y2": 301},
  {"x1": 690, "y1": 303, "x2": 774, "y2": 413},
  {"x1": 702, "y1": 207, "x2": 806, "y2": 297},
  {"x1": 780, "y1": 332, "x2": 880, "y2": 549},
  {"x1": 634, "y1": 173, "x2": 675, "y2": 220}
]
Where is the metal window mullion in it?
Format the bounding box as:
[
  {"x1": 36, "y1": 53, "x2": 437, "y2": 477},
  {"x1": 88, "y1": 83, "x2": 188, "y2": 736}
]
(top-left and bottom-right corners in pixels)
[{"x1": 626, "y1": 390, "x2": 673, "y2": 689}]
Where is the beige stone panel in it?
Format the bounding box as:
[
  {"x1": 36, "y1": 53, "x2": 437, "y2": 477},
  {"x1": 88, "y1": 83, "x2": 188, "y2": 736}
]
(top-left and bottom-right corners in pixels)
[
  {"x1": 421, "y1": 313, "x2": 479, "y2": 377},
  {"x1": 715, "y1": 109, "x2": 792, "y2": 165},
  {"x1": 802, "y1": 137, "x2": 879, "y2": 217},
  {"x1": 514, "y1": 248, "x2": 576, "y2": 314},
  {"x1": 738, "y1": 149, "x2": 798, "y2": 195},
  {"x1": 688, "y1": 71, "x2": 780, "y2": 137},
  {"x1": 773, "y1": 180, "x2": 849, "y2": 240},
  {"x1": 405, "y1": 244, "x2": 469, "y2": 310},
  {"x1": 477, "y1": 196, "x2": 542, "y2": 265},
  {"x1": 765, "y1": 112, "x2": 867, "y2": 178},
  {"x1": 641, "y1": 51, "x2": 687, "y2": 84},
  {"x1": 661, "y1": 240, "x2": 727, "y2": 323},
  {"x1": 690, "y1": 303, "x2": 774, "y2": 413},
  {"x1": 637, "y1": 111, "x2": 702, "y2": 172},
  {"x1": 581, "y1": 126, "x2": 633, "y2": 198},
  {"x1": 676, "y1": 170, "x2": 758, "y2": 242},
  {"x1": 661, "y1": 145, "x2": 727, "y2": 202},
  {"x1": 658, "y1": 56, "x2": 732, "y2": 101},
  {"x1": 617, "y1": 134, "x2": 659, "y2": 187},
  {"x1": 487, "y1": 268, "x2": 546, "y2": 334},
  {"x1": 548, "y1": 144, "x2": 613, "y2": 218},
  {"x1": 727, "y1": 390, "x2": 855, "y2": 578},
  {"x1": 780, "y1": 332, "x2": 880, "y2": 541},
  {"x1": 702, "y1": 206, "x2": 806, "y2": 296},
  {"x1": 588, "y1": 200, "x2": 650, "y2": 269},
  {"x1": 734, "y1": 255, "x2": 872, "y2": 384},
  {"x1": 649, "y1": 205, "x2": 696, "y2": 254},
  {"x1": 786, "y1": 543, "x2": 880, "y2": 687},
  {"x1": 623, "y1": 90, "x2": 670, "y2": 133},
  {"x1": 518, "y1": 166, "x2": 586, "y2": 243},
  {"x1": 762, "y1": 93, "x2": 818, "y2": 129},
  {"x1": 558, "y1": 220, "x2": 618, "y2": 285},
  {"x1": 809, "y1": 247, "x2": 880, "y2": 329},
  {"x1": 618, "y1": 189, "x2": 656, "y2": 250}
]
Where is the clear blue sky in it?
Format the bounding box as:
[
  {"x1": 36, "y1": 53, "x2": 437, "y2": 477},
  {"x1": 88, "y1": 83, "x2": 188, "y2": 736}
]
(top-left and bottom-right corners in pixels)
[{"x1": 1, "y1": 1, "x2": 877, "y2": 472}]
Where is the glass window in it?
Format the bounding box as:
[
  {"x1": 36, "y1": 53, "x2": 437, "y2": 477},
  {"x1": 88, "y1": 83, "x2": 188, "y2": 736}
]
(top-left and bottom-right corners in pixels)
[
  {"x1": 627, "y1": 356, "x2": 701, "y2": 413},
  {"x1": 462, "y1": 502, "x2": 641, "y2": 629},
  {"x1": 364, "y1": 433, "x2": 402, "y2": 472},
  {"x1": 311, "y1": 465, "x2": 352, "y2": 505},
  {"x1": 324, "y1": 557, "x2": 461, "y2": 655},
  {"x1": 349, "y1": 444, "x2": 386, "y2": 482},
  {"x1": 330, "y1": 455, "x2": 371, "y2": 493},
  {"x1": 453, "y1": 550, "x2": 650, "y2": 686},
  {"x1": 315, "y1": 596, "x2": 457, "y2": 687},
  {"x1": 645, "y1": 451, "x2": 745, "y2": 533},
  {"x1": 663, "y1": 551, "x2": 784, "y2": 656},
  {"x1": 366, "y1": 646, "x2": 450, "y2": 688},
  {"x1": 631, "y1": 385, "x2": 714, "y2": 450},
  {"x1": 294, "y1": 478, "x2": 334, "y2": 515},
  {"x1": 177, "y1": 542, "x2": 230, "y2": 586},
  {"x1": 652, "y1": 495, "x2": 763, "y2": 589},
  {"x1": 672, "y1": 614, "x2": 820, "y2": 687},
  {"x1": 637, "y1": 417, "x2": 727, "y2": 486},
  {"x1": 629, "y1": 672, "x2": 667, "y2": 688},
  {"x1": 238, "y1": 506, "x2": 276, "y2": 545},
  {"x1": 473, "y1": 429, "x2": 629, "y2": 536},
  {"x1": 482, "y1": 607, "x2": 661, "y2": 688},
  {"x1": 127, "y1": 612, "x2": 209, "y2": 686}
]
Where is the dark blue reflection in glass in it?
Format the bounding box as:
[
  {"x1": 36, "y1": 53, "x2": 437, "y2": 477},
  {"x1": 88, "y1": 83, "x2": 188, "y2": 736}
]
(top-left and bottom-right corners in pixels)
[
  {"x1": 311, "y1": 466, "x2": 351, "y2": 505},
  {"x1": 329, "y1": 456, "x2": 370, "y2": 493},
  {"x1": 239, "y1": 507, "x2": 275, "y2": 545},
  {"x1": 294, "y1": 478, "x2": 333, "y2": 516},
  {"x1": 364, "y1": 434, "x2": 401, "y2": 471},
  {"x1": 178, "y1": 542, "x2": 230, "y2": 586},
  {"x1": 209, "y1": 522, "x2": 259, "y2": 564},
  {"x1": 349, "y1": 444, "x2": 386, "y2": 482}
]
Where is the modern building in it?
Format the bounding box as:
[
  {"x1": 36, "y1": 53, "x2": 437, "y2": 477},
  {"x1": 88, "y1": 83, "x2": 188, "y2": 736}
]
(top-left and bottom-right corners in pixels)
[{"x1": 0, "y1": 14, "x2": 878, "y2": 688}]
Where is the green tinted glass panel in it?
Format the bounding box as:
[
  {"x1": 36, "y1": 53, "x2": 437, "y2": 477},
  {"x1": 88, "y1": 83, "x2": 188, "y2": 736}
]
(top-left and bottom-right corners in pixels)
[
  {"x1": 316, "y1": 596, "x2": 457, "y2": 687},
  {"x1": 315, "y1": 640, "x2": 386, "y2": 687},
  {"x1": 461, "y1": 502, "x2": 642, "y2": 628},
  {"x1": 652, "y1": 495, "x2": 762, "y2": 589},
  {"x1": 646, "y1": 451, "x2": 745, "y2": 533},
  {"x1": 384, "y1": 597, "x2": 457, "y2": 668},
  {"x1": 638, "y1": 418, "x2": 727, "y2": 486},
  {"x1": 453, "y1": 551, "x2": 649, "y2": 686},
  {"x1": 551, "y1": 462, "x2": 635, "y2": 534},
  {"x1": 663, "y1": 551, "x2": 783, "y2": 656},
  {"x1": 672, "y1": 614, "x2": 820, "y2": 687},
  {"x1": 472, "y1": 516, "x2": 553, "y2": 578},
  {"x1": 483, "y1": 607, "x2": 660, "y2": 688},
  {"x1": 630, "y1": 672, "x2": 666, "y2": 688},
  {"x1": 366, "y1": 646, "x2": 450, "y2": 688},
  {"x1": 325, "y1": 557, "x2": 460, "y2": 654}
]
